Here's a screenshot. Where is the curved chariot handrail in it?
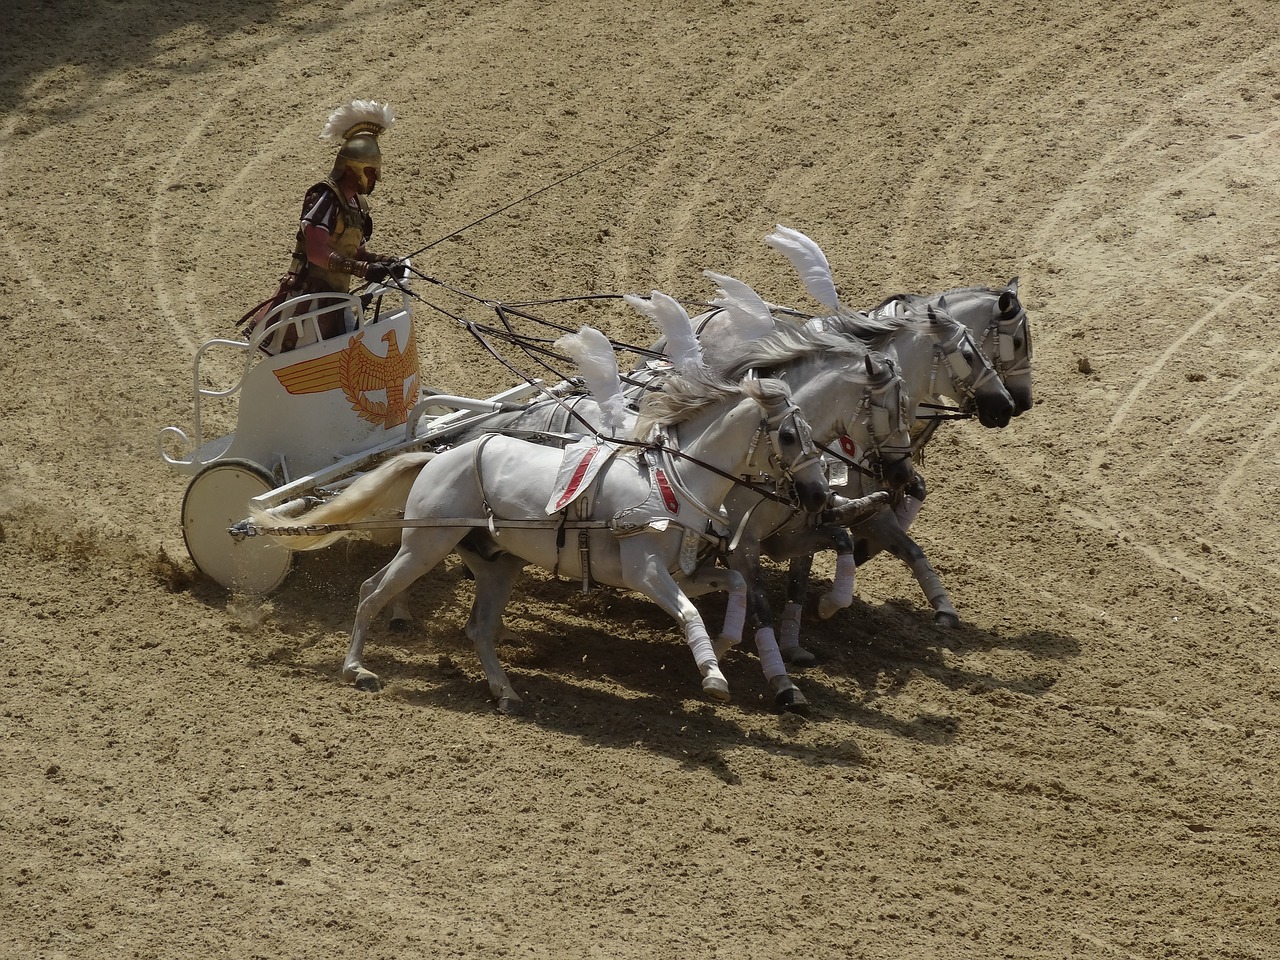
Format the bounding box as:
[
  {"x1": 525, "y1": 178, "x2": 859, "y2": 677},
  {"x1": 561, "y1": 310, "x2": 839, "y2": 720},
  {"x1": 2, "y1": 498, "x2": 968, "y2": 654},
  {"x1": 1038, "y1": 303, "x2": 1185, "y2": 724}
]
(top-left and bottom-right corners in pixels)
[{"x1": 157, "y1": 272, "x2": 414, "y2": 473}]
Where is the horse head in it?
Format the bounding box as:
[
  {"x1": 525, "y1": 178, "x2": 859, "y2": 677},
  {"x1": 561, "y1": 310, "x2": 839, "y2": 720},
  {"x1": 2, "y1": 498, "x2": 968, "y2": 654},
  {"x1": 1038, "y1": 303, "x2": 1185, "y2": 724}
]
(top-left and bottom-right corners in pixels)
[
  {"x1": 927, "y1": 298, "x2": 1016, "y2": 429},
  {"x1": 739, "y1": 376, "x2": 830, "y2": 514},
  {"x1": 854, "y1": 352, "x2": 917, "y2": 492},
  {"x1": 993, "y1": 278, "x2": 1034, "y2": 415}
]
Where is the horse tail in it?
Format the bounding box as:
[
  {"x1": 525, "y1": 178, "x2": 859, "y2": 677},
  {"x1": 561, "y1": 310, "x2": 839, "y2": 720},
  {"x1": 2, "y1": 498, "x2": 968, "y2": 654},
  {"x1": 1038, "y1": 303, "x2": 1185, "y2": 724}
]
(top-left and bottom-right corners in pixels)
[{"x1": 250, "y1": 451, "x2": 435, "y2": 551}]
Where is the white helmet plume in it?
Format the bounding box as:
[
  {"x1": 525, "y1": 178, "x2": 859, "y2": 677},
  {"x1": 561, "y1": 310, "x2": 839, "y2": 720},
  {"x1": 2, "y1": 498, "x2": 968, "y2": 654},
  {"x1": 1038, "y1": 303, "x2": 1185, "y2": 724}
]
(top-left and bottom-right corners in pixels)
[
  {"x1": 321, "y1": 99, "x2": 396, "y2": 142},
  {"x1": 554, "y1": 326, "x2": 632, "y2": 436},
  {"x1": 624, "y1": 290, "x2": 704, "y2": 374},
  {"x1": 765, "y1": 225, "x2": 843, "y2": 314},
  {"x1": 703, "y1": 270, "x2": 777, "y2": 341}
]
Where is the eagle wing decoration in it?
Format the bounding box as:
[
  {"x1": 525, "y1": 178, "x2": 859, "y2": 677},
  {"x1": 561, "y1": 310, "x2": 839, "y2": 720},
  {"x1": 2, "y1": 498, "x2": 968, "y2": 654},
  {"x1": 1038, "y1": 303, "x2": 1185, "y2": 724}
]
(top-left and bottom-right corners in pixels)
[
  {"x1": 273, "y1": 352, "x2": 344, "y2": 395},
  {"x1": 272, "y1": 324, "x2": 420, "y2": 429},
  {"x1": 337, "y1": 326, "x2": 420, "y2": 427}
]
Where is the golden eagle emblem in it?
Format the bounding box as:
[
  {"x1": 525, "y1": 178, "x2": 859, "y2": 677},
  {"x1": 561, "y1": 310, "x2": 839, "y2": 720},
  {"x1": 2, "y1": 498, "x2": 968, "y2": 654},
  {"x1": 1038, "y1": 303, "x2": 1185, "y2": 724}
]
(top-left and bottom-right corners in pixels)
[{"x1": 273, "y1": 324, "x2": 420, "y2": 429}]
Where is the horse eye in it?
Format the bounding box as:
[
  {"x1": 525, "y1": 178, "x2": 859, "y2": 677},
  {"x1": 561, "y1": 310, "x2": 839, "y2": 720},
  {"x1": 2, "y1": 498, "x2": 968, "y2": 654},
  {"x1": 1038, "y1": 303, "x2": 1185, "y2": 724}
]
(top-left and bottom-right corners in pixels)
[{"x1": 778, "y1": 428, "x2": 797, "y2": 445}]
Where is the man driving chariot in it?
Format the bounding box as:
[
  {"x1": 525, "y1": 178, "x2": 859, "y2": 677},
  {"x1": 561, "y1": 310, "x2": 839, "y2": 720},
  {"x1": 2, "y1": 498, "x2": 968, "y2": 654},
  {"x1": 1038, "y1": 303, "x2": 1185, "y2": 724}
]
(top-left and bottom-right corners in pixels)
[{"x1": 242, "y1": 98, "x2": 402, "y2": 353}]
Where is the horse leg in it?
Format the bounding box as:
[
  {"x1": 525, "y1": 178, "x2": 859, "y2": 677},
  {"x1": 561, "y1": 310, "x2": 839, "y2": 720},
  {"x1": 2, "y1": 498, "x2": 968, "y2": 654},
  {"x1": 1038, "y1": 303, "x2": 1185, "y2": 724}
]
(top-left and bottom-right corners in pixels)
[
  {"x1": 344, "y1": 530, "x2": 457, "y2": 691},
  {"x1": 620, "y1": 540, "x2": 730, "y2": 702},
  {"x1": 893, "y1": 474, "x2": 927, "y2": 531},
  {"x1": 823, "y1": 490, "x2": 892, "y2": 526},
  {"x1": 894, "y1": 491, "x2": 924, "y2": 531},
  {"x1": 882, "y1": 528, "x2": 960, "y2": 629},
  {"x1": 812, "y1": 493, "x2": 890, "y2": 619},
  {"x1": 459, "y1": 551, "x2": 527, "y2": 714},
  {"x1": 705, "y1": 546, "x2": 808, "y2": 713},
  {"x1": 724, "y1": 549, "x2": 809, "y2": 711},
  {"x1": 817, "y1": 528, "x2": 857, "y2": 621},
  {"x1": 388, "y1": 590, "x2": 414, "y2": 630},
  {"x1": 781, "y1": 555, "x2": 816, "y2": 667},
  {"x1": 853, "y1": 513, "x2": 959, "y2": 629},
  {"x1": 761, "y1": 523, "x2": 862, "y2": 666},
  {"x1": 708, "y1": 543, "x2": 764, "y2": 659}
]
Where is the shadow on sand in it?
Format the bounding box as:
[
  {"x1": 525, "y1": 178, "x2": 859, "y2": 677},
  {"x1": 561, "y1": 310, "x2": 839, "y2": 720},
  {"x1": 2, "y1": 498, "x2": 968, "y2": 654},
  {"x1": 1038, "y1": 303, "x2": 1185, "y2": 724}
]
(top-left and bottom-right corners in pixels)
[{"x1": 211, "y1": 543, "x2": 1082, "y2": 781}]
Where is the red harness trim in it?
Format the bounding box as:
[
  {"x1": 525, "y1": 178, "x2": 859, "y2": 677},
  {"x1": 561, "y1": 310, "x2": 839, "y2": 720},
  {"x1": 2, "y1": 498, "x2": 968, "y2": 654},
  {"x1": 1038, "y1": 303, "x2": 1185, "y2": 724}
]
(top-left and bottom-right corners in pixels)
[
  {"x1": 655, "y1": 467, "x2": 680, "y2": 513},
  {"x1": 553, "y1": 445, "x2": 602, "y2": 512}
]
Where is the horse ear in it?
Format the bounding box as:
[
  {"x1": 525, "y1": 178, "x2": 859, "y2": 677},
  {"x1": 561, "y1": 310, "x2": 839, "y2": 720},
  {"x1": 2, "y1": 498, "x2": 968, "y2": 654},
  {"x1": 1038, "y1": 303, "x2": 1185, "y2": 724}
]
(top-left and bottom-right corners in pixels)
[{"x1": 1007, "y1": 277, "x2": 1020, "y2": 296}]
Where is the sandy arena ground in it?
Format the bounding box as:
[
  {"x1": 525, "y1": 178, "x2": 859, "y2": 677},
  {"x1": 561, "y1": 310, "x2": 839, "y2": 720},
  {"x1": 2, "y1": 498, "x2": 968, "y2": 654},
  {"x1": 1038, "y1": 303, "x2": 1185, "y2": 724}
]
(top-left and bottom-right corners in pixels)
[{"x1": 2, "y1": 1, "x2": 1279, "y2": 957}]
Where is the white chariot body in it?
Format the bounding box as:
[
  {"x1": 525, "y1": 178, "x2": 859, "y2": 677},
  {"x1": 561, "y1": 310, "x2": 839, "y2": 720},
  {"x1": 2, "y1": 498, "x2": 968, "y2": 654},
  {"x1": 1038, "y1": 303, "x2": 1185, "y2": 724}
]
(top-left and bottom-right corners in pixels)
[{"x1": 158, "y1": 272, "x2": 544, "y2": 594}]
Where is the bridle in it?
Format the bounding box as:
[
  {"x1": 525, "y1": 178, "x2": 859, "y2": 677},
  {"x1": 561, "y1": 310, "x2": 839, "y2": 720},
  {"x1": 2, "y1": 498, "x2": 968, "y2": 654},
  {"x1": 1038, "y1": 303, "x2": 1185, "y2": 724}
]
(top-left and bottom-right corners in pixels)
[
  {"x1": 654, "y1": 393, "x2": 823, "y2": 514},
  {"x1": 980, "y1": 301, "x2": 1033, "y2": 382},
  {"x1": 742, "y1": 398, "x2": 822, "y2": 485},
  {"x1": 814, "y1": 357, "x2": 914, "y2": 486},
  {"x1": 926, "y1": 318, "x2": 1006, "y2": 409}
]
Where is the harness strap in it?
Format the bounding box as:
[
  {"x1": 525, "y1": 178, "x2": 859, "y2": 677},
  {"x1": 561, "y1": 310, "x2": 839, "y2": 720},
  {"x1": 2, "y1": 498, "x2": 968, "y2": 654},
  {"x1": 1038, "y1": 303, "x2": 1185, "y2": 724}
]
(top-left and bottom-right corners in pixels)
[
  {"x1": 727, "y1": 497, "x2": 765, "y2": 553},
  {"x1": 552, "y1": 511, "x2": 568, "y2": 580},
  {"x1": 471, "y1": 435, "x2": 499, "y2": 534},
  {"x1": 576, "y1": 497, "x2": 593, "y2": 593},
  {"x1": 232, "y1": 516, "x2": 611, "y2": 539}
]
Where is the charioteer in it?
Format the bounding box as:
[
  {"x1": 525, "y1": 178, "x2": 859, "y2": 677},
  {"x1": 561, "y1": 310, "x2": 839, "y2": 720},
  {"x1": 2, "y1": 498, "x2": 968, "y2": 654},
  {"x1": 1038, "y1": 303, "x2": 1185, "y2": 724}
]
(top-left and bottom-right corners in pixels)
[{"x1": 242, "y1": 98, "x2": 404, "y2": 353}]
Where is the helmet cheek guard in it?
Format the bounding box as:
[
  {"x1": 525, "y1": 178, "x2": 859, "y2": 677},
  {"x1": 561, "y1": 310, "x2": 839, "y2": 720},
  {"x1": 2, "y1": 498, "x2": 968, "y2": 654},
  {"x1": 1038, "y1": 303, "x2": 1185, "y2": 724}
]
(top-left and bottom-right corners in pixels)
[{"x1": 331, "y1": 133, "x2": 382, "y2": 194}]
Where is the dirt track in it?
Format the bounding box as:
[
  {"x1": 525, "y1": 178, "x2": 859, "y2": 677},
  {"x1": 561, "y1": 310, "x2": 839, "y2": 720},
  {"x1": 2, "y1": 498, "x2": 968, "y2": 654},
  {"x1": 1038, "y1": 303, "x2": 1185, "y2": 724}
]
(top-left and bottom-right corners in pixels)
[{"x1": 3, "y1": 1, "x2": 1279, "y2": 957}]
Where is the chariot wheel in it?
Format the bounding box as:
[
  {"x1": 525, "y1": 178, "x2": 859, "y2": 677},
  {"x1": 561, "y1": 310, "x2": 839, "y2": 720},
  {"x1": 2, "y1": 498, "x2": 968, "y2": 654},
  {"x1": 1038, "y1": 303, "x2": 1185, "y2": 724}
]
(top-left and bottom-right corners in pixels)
[{"x1": 181, "y1": 459, "x2": 293, "y2": 594}]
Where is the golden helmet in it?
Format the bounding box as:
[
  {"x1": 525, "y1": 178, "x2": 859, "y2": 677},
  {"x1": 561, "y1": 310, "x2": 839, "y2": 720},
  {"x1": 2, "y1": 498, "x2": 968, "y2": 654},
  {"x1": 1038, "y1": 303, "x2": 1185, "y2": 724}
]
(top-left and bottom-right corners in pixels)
[{"x1": 321, "y1": 99, "x2": 396, "y2": 194}]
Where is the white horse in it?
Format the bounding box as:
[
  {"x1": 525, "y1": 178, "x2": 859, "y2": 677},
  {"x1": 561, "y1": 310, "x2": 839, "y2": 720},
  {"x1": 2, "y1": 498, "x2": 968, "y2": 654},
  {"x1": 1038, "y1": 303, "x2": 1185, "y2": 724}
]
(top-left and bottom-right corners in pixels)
[
  {"x1": 703, "y1": 309, "x2": 1006, "y2": 659},
  {"x1": 254, "y1": 369, "x2": 831, "y2": 712},
  {"x1": 284, "y1": 297, "x2": 974, "y2": 704},
  {"x1": 684, "y1": 228, "x2": 1030, "y2": 656},
  {"x1": 868, "y1": 278, "x2": 1033, "y2": 418},
  {"x1": 661, "y1": 274, "x2": 1012, "y2": 643}
]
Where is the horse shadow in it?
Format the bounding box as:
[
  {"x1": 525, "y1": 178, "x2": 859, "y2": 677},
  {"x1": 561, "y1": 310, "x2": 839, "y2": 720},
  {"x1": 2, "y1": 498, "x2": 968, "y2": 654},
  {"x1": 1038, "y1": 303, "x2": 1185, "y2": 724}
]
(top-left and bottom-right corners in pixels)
[{"x1": 220, "y1": 544, "x2": 1081, "y2": 778}]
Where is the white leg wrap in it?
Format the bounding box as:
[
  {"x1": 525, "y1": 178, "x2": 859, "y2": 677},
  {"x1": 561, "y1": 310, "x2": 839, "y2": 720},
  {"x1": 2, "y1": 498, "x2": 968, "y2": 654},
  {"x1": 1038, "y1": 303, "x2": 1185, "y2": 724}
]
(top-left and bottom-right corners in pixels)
[
  {"x1": 779, "y1": 602, "x2": 803, "y2": 652},
  {"x1": 686, "y1": 620, "x2": 717, "y2": 670},
  {"x1": 895, "y1": 495, "x2": 924, "y2": 531},
  {"x1": 753, "y1": 626, "x2": 787, "y2": 681},
  {"x1": 721, "y1": 588, "x2": 747, "y2": 643},
  {"x1": 831, "y1": 553, "x2": 857, "y2": 606}
]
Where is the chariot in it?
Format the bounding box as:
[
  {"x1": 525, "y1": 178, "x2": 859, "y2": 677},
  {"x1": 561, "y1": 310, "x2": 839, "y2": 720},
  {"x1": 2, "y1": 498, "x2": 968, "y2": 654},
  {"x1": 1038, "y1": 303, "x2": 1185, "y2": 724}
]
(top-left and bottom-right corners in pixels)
[{"x1": 156, "y1": 269, "x2": 545, "y2": 594}]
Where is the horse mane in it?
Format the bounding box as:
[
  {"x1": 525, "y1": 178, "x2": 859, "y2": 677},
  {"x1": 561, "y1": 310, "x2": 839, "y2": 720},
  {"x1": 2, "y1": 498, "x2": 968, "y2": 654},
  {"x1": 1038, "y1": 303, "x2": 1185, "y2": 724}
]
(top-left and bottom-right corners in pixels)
[
  {"x1": 713, "y1": 323, "x2": 870, "y2": 382},
  {"x1": 822, "y1": 302, "x2": 936, "y2": 348},
  {"x1": 631, "y1": 367, "x2": 792, "y2": 440}
]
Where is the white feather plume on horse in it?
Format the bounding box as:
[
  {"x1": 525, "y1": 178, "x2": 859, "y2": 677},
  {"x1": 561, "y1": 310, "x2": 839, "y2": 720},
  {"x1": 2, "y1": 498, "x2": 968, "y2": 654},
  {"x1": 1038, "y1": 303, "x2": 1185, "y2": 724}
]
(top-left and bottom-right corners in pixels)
[
  {"x1": 703, "y1": 269, "x2": 779, "y2": 341},
  {"x1": 553, "y1": 325, "x2": 633, "y2": 436},
  {"x1": 624, "y1": 290, "x2": 705, "y2": 375},
  {"x1": 765, "y1": 225, "x2": 844, "y2": 314}
]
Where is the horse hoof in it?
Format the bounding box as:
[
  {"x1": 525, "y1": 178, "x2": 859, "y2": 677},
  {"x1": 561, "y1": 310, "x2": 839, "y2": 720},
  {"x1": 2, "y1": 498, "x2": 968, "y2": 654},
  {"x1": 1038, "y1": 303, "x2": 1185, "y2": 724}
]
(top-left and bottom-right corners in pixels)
[
  {"x1": 782, "y1": 647, "x2": 817, "y2": 668},
  {"x1": 353, "y1": 670, "x2": 383, "y2": 693},
  {"x1": 701, "y1": 675, "x2": 731, "y2": 702},
  {"x1": 774, "y1": 686, "x2": 810, "y2": 714},
  {"x1": 388, "y1": 617, "x2": 412, "y2": 633},
  {"x1": 934, "y1": 612, "x2": 960, "y2": 629},
  {"x1": 496, "y1": 696, "x2": 523, "y2": 716}
]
